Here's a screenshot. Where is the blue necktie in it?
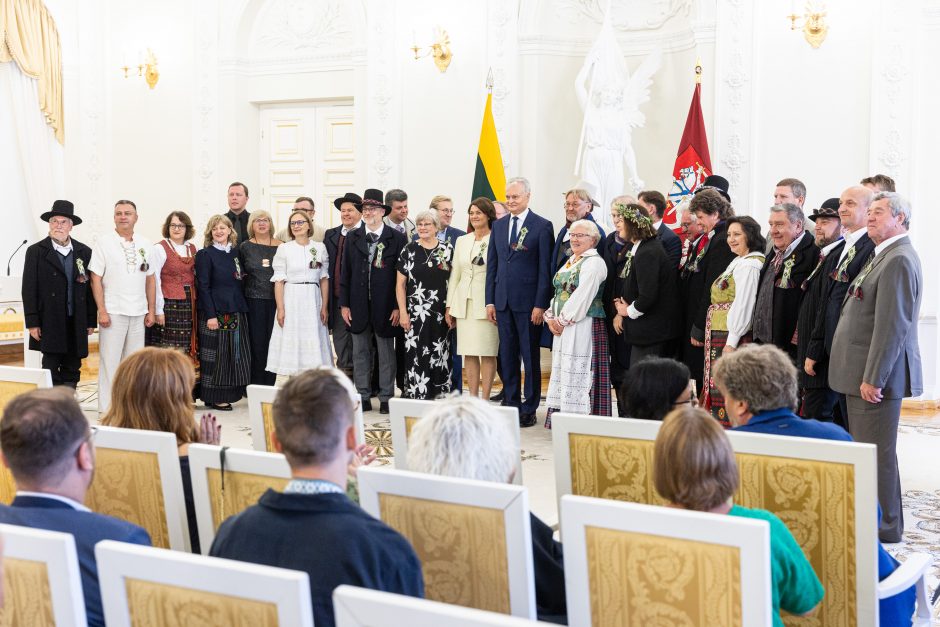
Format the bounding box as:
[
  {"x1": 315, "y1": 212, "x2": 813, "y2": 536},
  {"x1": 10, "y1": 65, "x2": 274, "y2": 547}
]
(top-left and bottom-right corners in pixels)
[{"x1": 510, "y1": 216, "x2": 519, "y2": 246}]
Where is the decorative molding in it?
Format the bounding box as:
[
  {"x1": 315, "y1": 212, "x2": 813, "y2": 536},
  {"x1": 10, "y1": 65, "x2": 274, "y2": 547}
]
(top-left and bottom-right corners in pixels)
[
  {"x1": 365, "y1": 0, "x2": 399, "y2": 188},
  {"x1": 217, "y1": 49, "x2": 367, "y2": 77},
  {"x1": 193, "y1": 0, "x2": 221, "y2": 225},
  {"x1": 518, "y1": 28, "x2": 699, "y2": 56},
  {"x1": 77, "y1": 0, "x2": 108, "y2": 241},
  {"x1": 553, "y1": 0, "x2": 693, "y2": 31},
  {"x1": 253, "y1": 0, "x2": 351, "y2": 54}
]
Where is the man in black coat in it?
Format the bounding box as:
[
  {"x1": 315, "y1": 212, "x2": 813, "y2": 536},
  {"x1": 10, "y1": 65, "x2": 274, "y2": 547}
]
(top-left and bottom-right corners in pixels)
[
  {"x1": 340, "y1": 189, "x2": 407, "y2": 414},
  {"x1": 638, "y1": 190, "x2": 681, "y2": 268},
  {"x1": 21, "y1": 201, "x2": 97, "y2": 387},
  {"x1": 324, "y1": 193, "x2": 363, "y2": 378},
  {"x1": 752, "y1": 203, "x2": 819, "y2": 362}
]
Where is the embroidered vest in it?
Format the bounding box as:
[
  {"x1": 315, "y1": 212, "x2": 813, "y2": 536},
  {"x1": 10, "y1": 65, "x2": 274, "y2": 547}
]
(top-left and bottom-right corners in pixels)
[
  {"x1": 58, "y1": 250, "x2": 75, "y2": 316},
  {"x1": 551, "y1": 257, "x2": 605, "y2": 318},
  {"x1": 159, "y1": 240, "x2": 196, "y2": 299}
]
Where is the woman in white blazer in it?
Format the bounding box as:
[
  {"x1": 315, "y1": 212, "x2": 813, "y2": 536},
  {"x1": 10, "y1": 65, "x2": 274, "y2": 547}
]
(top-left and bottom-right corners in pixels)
[{"x1": 446, "y1": 198, "x2": 499, "y2": 398}]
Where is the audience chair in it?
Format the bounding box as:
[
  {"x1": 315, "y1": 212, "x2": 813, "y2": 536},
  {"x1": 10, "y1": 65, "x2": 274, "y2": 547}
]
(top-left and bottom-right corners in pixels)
[
  {"x1": 0, "y1": 365, "x2": 52, "y2": 504},
  {"x1": 551, "y1": 413, "x2": 932, "y2": 626},
  {"x1": 248, "y1": 383, "x2": 364, "y2": 453},
  {"x1": 334, "y1": 585, "x2": 556, "y2": 626},
  {"x1": 188, "y1": 444, "x2": 290, "y2": 554},
  {"x1": 84, "y1": 426, "x2": 190, "y2": 551},
  {"x1": 389, "y1": 398, "x2": 523, "y2": 484},
  {"x1": 95, "y1": 540, "x2": 313, "y2": 626},
  {"x1": 0, "y1": 523, "x2": 87, "y2": 625},
  {"x1": 560, "y1": 495, "x2": 773, "y2": 627},
  {"x1": 357, "y1": 466, "x2": 536, "y2": 619}
]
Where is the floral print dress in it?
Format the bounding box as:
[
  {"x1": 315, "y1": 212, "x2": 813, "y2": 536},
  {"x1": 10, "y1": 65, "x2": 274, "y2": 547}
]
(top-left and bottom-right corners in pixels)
[{"x1": 397, "y1": 241, "x2": 453, "y2": 399}]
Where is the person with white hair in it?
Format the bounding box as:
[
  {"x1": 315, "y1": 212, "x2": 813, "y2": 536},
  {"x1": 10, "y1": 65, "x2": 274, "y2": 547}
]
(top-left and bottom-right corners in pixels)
[
  {"x1": 544, "y1": 218, "x2": 611, "y2": 428},
  {"x1": 407, "y1": 395, "x2": 567, "y2": 624}
]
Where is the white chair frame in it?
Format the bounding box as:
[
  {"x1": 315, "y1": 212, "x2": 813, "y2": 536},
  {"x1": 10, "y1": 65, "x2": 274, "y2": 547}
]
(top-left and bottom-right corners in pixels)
[
  {"x1": 357, "y1": 466, "x2": 536, "y2": 619},
  {"x1": 0, "y1": 364, "x2": 52, "y2": 393},
  {"x1": 389, "y1": 398, "x2": 523, "y2": 484},
  {"x1": 560, "y1": 495, "x2": 773, "y2": 627},
  {"x1": 188, "y1": 443, "x2": 291, "y2": 554},
  {"x1": 95, "y1": 540, "x2": 313, "y2": 627},
  {"x1": 91, "y1": 425, "x2": 190, "y2": 552},
  {"x1": 0, "y1": 523, "x2": 87, "y2": 625},
  {"x1": 333, "y1": 586, "x2": 556, "y2": 626}
]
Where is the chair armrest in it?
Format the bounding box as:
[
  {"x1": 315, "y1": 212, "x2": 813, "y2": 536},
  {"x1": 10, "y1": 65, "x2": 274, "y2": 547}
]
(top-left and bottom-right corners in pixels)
[{"x1": 878, "y1": 552, "x2": 930, "y2": 599}]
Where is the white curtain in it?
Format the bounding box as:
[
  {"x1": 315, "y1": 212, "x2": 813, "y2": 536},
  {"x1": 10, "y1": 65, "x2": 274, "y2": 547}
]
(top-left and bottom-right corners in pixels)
[{"x1": 0, "y1": 60, "x2": 64, "y2": 276}]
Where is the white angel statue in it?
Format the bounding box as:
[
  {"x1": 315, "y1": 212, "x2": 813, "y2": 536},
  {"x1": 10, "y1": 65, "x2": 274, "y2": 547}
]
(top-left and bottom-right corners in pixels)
[{"x1": 574, "y1": 10, "x2": 661, "y2": 233}]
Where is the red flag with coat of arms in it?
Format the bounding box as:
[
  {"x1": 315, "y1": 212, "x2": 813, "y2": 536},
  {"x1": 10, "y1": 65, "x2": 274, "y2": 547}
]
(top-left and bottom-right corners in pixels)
[{"x1": 663, "y1": 77, "x2": 712, "y2": 232}]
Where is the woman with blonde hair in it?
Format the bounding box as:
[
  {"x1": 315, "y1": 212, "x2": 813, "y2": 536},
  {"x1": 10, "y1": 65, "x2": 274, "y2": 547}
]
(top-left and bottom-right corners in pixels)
[
  {"x1": 240, "y1": 210, "x2": 283, "y2": 385},
  {"x1": 101, "y1": 346, "x2": 221, "y2": 553},
  {"x1": 195, "y1": 214, "x2": 250, "y2": 410}
]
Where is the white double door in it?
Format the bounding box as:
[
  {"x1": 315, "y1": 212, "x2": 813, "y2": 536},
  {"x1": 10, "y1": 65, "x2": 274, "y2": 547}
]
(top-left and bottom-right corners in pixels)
[{"x1": 259, "y1": 101, "x2": 355, "y2": 233}]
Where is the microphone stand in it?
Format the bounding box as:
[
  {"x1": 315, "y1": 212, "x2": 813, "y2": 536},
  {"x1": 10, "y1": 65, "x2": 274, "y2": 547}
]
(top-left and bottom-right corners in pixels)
[{"x1": 7, "y1": 239, "x2": 28, "y2": 276}]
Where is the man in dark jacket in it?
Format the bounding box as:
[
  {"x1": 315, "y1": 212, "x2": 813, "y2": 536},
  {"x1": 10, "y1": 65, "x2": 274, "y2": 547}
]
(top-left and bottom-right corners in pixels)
[
  {"x1": 21, "y1": 200, "x2": 97, "y2": 387},
  {"x1": 210, "y1": 370, "x2": 424, "y2": 627},
  {"x1": 324, "y1": 193, "x2": 362, "y2": 378},
  {"x1": 638, "y1": 190, "x2": 681, "y2": 268}
]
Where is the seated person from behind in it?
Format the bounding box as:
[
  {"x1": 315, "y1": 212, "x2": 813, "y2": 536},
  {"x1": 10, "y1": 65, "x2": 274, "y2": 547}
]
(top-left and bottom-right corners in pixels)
[
  {"x1": 99, "y1": 346, "x2": 220, "y2": 554},
  {"x1": 653, "y1": 406, "x2": 823, "y2": 626},
  {"x1": 0, "y1": 388, "x2": 151, "y2": 627},
  {"x1": 209, "y1": 369, "x2": 423, "y2": 627},
  {"x1": 406, "y1": 395, "x2": 567, "y2": 624},
  {"x1": 620, "y1": 357, "x2": 696, "y2": 421},
  {"x1": 713, "y1": 343, "x2": 916, "y2": 625}
]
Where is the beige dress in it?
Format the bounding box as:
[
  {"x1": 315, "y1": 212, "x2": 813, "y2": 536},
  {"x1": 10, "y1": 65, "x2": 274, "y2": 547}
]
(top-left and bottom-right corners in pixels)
[{"x1": 446, "y1": 233, "x2": 498, "y2": 356}]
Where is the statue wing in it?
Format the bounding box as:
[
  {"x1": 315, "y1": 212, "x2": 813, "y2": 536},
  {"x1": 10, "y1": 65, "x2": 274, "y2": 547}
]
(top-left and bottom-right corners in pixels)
[{"x1": 623, "y1": 48, "x2": 662, "y2": 128}]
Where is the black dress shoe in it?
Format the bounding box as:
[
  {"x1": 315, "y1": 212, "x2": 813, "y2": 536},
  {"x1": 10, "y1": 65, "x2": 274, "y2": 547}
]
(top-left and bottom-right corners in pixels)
[
  {"x1": 519, "y1": 412, "x2": 537, "y2": 428},
  {"x1": 379, "y1": 401, "x2": 390, "y2": 415},
  {"x1": 490, "y1": 390, "x2": 505, "y2": 402},
  {"x1": 362, "y1": 399, "x2": 373, "y2": 412}
]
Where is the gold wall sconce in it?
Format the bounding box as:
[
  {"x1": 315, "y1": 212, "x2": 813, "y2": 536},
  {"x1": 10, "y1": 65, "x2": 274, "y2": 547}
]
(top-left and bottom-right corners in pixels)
[
  {"x1": 411, "y1": 27, "x2": 452, "y2": 73},
  {"x1": 120, "y1": 48, "x2": 160, "y2": 89},
  {"x1": 787, "y1": 1, "x2": 828, "y2": 49}
]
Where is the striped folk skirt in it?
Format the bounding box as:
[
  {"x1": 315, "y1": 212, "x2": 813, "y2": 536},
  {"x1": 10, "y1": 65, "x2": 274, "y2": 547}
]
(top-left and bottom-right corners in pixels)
[
  {"x1": 703, "y1": 302, "x2": 752, "y2": 428},
  {"x1": 198, "y1": 312, "x2": 250, "y2": 404},
  {"x1": 146, "y1": 286, "x2": 197, "y2": 358}
]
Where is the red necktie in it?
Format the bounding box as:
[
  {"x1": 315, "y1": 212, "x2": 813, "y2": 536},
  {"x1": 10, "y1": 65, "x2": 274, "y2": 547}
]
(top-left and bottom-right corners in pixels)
[{"x1": 695, "y1": 233, "x2": 710, "y2": 255}]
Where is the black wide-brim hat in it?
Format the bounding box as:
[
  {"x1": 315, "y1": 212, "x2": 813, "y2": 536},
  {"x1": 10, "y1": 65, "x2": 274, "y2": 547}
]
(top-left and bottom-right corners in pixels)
[
  {"x1": 361, "y1": 188, "x2": 391, "y2": 216},
  {"x1": 809, "y1": 197, "x2": 841, "y2": 222},
  {"x1": 334, "y1": 192, "x2": 363, "y2": 211},
  {"x1": 695, "y1": 175, "x2": 731, "y2": 202},
  {"x1": 40, "y1": 200, "x2": 82, "y2": 226}
]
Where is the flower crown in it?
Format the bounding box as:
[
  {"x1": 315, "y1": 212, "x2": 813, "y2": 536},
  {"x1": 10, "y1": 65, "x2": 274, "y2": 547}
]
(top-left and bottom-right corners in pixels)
[{"x1": 614, "y1": 203, "x2": 654, "y2": 230}]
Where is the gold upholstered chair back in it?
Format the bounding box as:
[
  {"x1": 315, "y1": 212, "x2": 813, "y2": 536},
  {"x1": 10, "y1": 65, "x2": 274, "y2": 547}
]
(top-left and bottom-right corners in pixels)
[
  {"x1": 188, "y1": 444, "x2": 291, "y2": 554},
  {"x1": 551, "y1": 413, "x2": 881, "y2": 627},
  {"x1": 83, "y1": 426, "x2": 191, "y2": 551},
  {"x1": 357, "y1": 467, "x2": 536, "y2": 619},
  {"x1": 0, "y1": 523, "x2": 87, "y2": 626},
  {"x1": 560, "y1": 495, "x2": 772, "y2": 627},
  {"x1": 389, "y1": 398, "x2": 523, "y2": 484},
  {"x1": 95, "y1": 540, "x2": 313, "y2": 626},
  {"x1": 0, "y1": 366, "x2": 52, "y2": 504}
]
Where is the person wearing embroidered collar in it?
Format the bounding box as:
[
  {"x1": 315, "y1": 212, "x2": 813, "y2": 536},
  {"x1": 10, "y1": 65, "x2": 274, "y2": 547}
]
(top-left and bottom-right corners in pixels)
[
  {"x1": 611, "y1": 202, "x2": 680, "y2": 372},
  {"x1": 23, "y1": 200, "x2": 97, "y2": 389},
  {"x1": 796, "y1": 199, "x2": 844, "y2": 422},
  {"x1": 544, "y1": 219, "x2": 610, "y2": 428},
  {"x1": 678, "y1": 205, "x2": 705, "y2": 267},
  {"x1": 830, "y1": 192, "x2": 922, "y2": 544},
  {"x1": 267, "y1": 210, "x2": 332, "y2": 378},
  {"x1": 600, "y1": 194, "x2": 636, "y2": 416},
  {"x1": 325, "y1": 192, "x2": 363, "y2": 379},
  {"x1": 700, "y1": 216, "x2": 765, "y2": 424},
  {"x1": 210, "y1": 369, "x2": 423, "y2": 627},
  {"x1": 681, "y1": 188, "x2": 735, "y2": 395},
  {"x1": 752, "y1": 203, "x2": 819, "y2": 363},
  {"x1": 89, "y1": 200, "x2": 156, "y2": 413},
  {"x1": 194, "y1": 215, "x2": 250, "y2": 411},
  {"x1": 148, "y1": 211, "x2": 199, "y2": 361}
]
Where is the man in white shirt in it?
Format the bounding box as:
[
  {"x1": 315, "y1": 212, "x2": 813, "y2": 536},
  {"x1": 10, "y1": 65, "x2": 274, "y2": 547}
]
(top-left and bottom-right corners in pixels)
[{"x1": 89, "y1": 200, "x2": 156, "y2": 413}]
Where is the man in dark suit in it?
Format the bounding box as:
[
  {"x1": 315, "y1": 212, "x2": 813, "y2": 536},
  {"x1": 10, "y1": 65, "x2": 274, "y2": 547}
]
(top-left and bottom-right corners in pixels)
[
  {"x1": 21, "y1": 201, "x2": 97, "y2": 388},
  {"x1": 340, "y1": 189, "x2": 407, "y2": 414},
  {"x1": 829, "y1": 192, "x2": 922, "y2": 543},
  {"x1": 224, "y1": 181, "x2": 250, "y2": 246},
  {"x1": 638, "y1": 190, "x2": 681, "y2": 268},
  {"x1": 795, "y1": 200, "x2": 844, "y2": 420},
  {"x1": 210, "y1": 370, "x2": 424, "y2": 627},
  {"x1": 752, "y1": 203, "x2": 819, "y2": 361},
  {"x1": 324, "y1": 193, "x2": 363, "y2": 378},
  {"x1": 0, "y1": 388, "x2": 151, "y2": 627},
  {"x1": 486, "y1": 177, "x2": 554, "y2": 427}
]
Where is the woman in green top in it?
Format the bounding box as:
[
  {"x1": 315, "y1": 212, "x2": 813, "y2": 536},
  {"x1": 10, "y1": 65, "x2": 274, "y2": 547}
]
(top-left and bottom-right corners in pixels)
[{"x1": 653, "y1": 406, "x2": 824, "y2": 626}]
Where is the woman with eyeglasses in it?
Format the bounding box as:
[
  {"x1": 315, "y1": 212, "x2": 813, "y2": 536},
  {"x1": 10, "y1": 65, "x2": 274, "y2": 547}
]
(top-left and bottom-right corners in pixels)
[
  {"x1": 147, "y1": 212, "x2": 198, "y2": 360},
  {"x1": 239, "y1": 211, "x2": 283, "y2": 386},
  {"x1": 445, "y1": 197, "x2": 498, "y2": 398},
  {"x1": 544, "y1": 219, "x2": 610, "y2": 428},
  {"x1": 620, "y1": 356, "x2": 696, "y2": 421},
  {"x1": 266, "y1": 210, "x2": 332, "y2": 377}
]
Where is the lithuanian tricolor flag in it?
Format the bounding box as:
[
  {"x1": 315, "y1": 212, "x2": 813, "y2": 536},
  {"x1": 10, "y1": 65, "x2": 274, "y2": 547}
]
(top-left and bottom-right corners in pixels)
[{"x1": 471, "y1": 92, "x2": 506, "y2": 201}]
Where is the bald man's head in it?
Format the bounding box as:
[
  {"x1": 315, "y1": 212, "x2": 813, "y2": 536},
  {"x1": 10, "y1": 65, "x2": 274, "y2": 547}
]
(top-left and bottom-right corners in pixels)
[{"x1": 838, "y1": 185, "x2": 874, "y2": 232}]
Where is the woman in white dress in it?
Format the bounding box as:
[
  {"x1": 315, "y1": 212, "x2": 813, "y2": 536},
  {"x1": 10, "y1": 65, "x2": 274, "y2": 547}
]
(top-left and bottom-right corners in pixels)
[{"x1": 266, "y1": 210, "x2": 332, "y2": 375}]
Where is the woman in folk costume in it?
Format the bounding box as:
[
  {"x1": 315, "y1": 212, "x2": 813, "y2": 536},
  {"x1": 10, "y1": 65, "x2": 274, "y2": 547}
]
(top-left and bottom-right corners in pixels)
[
  {"x1": 149, "y1": 212, "x2": 198, "y2": 360},
  {"x1": 701, "y1": 216, "x2": 765, "y2": 425},
  {"x1": 544, "y1": 219, "x2": 610, "y2": 428}
]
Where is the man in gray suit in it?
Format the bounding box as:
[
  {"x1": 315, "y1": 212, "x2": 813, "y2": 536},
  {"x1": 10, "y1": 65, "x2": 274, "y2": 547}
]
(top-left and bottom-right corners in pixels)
[{"x1": 829, "y1": 192, "x2": 922, "y2": 543}]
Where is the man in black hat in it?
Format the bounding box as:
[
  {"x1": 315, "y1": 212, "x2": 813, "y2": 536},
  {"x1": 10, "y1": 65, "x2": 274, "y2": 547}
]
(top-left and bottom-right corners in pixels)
[
  {"x1": 695, "y1": 174, "x2": 731, "y2": 203},
  {"x1": 339, "y1": 189, "x2": 407, "y2": 413},
  {"x1": 325, "y1": 192, "x2": 363, "y2": 378},
  {"x1": 21, "y1": 201, "x2": 97, "y2": 388},
  {"x1": 795, "y1": 198, "x2": 843, "y2": 420}
]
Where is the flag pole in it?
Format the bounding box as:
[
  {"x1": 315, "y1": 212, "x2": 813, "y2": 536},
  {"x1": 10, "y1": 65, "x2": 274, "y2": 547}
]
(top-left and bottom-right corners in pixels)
[
  {"x1": 486, "y1": 67, "x2": 494, "y2": 93},
  {"x1": 695, "y1": 57, "x2": 702, "y2": 84}
]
